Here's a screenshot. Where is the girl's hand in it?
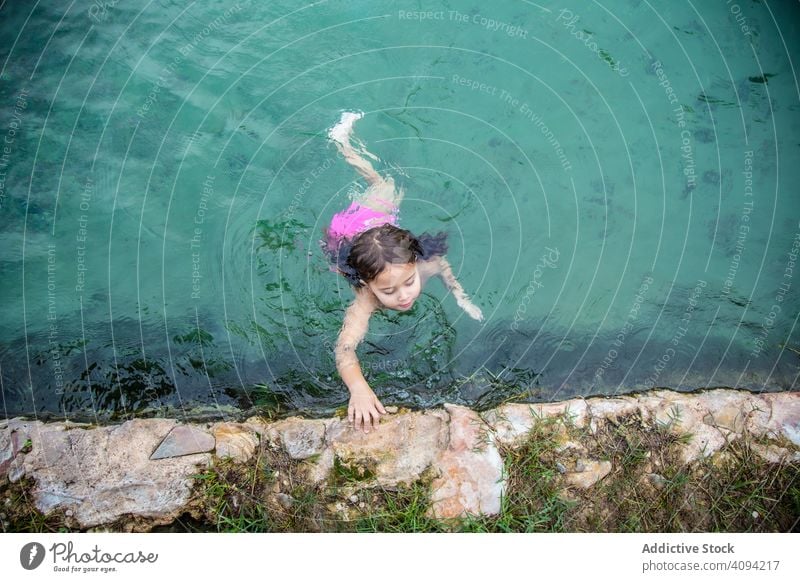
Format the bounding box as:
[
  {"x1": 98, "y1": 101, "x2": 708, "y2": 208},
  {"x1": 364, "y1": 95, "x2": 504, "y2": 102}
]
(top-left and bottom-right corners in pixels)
[
  {"x1": 458, "y1": 299, "x2": 484, "y2": 322},
  {"x1": 348, "y1": 386, "x2": 387, "y2": 434}
]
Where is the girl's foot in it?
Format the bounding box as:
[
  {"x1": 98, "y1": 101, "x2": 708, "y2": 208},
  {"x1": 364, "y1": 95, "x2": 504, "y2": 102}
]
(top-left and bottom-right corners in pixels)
[{"x1": 329, "y1": 110, "x2": 364, "y2": 145}]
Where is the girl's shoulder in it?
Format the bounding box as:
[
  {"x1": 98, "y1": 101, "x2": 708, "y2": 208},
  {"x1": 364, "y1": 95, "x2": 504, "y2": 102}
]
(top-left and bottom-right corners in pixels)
[
  {"x1": 353, "y1": 285, "x2": 381, "y2": 310},
  {"x1": 416, "y1": 256, "x2": 443, "y2": 285}
]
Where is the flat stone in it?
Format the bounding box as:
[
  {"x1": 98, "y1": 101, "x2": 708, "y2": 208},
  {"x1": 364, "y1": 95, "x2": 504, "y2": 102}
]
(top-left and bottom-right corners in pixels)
[
  {"x1": 678, "y1": 421, "x2": 730, "y2": 464},
  {"x1": 150, "y1": 425, "x2": 215, "y2": 460},
  {"x1": 1, "y1": 419, "x2": 44, "y2": 480},
  {"x1": 695, "y1": 390, "x2": 766, "y2": 434},
  {"x1": 588, "y1": 397, "x2": 639, "y2": 420},
  {"x1": 482, "y1": 404, "x2": 537, "y2": 445},
  {"x1": 267, "y1": 418, "x2": 326, "y2": 460},
  {"x1": 649, "y1": 394, "x2": 704, "y2": 436},
  {"x1": 325, "y1": 410, "x2": 449, "y2": 486},
  {"x1": 8, "y1": 456, "x2": 26, "y2": 483},
  {"x1": 756, "y1": 393, "x2": 800, "y2": 446},
  {"x1": 11, "y1": 430, "x2": 31, "y2": 455},
  {"x1": 534, "y1": 399, "x2": 589, "y2": 427},
  {"x1": 243, "y1": 416, "x2": 270, "y2": 434},
  {"x1": 784, "y1": 424, "x2": 800, "y2": 447},
  {"x1": 750, "y1": 442, "x2": 800, "y2": 464},
  {"x1": 3, "y1": 418, "x2": 44, "y2": 435},
  {"x1": 646, "y1": 473, "x2": 668, "y2": 490},
  {"x1": 0, "y1": 429, "x2": 13, "y2": 480},
  {"x1": 275, "y1": 493, "x2": 295, "y2": 509},
  {"x1": 429, "y1": 405, "x2": 504, "y2": 519},
  {"x1": 565, "y1": 459, "x2": 612, "y2": 489},
  {"x1": 484, "y1": 398, "x2": 588, "y2": 445},
  {"x1": 23, "y1": 419, "x2": 211, "y2": 528},
  {"x1": 211, "y1": 423, "x2": 258, "y2": 463},
  {"x1": 641, "y1": 391, "x2": 745, "y2": 464},
  {"x1": 555, "y1": 440, "x2": 586, "y2": 454},
  {"x1": 307, "y1": 448, "x2": 336, "y2": 484}
]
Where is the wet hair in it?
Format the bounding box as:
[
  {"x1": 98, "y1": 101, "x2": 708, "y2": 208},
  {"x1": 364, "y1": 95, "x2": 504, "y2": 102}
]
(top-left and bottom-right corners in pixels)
[{"x1": 331, "y1": 224, "x2": 448, "y2": 288}]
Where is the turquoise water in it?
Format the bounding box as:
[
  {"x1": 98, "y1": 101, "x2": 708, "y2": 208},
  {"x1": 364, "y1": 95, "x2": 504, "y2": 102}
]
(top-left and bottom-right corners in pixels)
[{"x1": 1, "y1": 0, "x2": 798, "y2": 421}]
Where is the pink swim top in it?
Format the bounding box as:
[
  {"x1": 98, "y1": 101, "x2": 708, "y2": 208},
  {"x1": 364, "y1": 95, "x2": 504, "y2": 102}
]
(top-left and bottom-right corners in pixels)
[
  {"x1": 324, "y1": 200, "x2": 398, "y2": 251},
  {"x1": 321, "y1": 198, "x2": 448, "y2": 284}
]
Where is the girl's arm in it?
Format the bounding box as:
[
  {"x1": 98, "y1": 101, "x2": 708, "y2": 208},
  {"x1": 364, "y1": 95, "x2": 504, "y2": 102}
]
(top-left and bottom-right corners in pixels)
[
  {"x1": 431, "y1": 256, "x2": 484, "y2": 321},
  {"x1": 335, "y1": 289, "x2": 386, "y2": 432}
]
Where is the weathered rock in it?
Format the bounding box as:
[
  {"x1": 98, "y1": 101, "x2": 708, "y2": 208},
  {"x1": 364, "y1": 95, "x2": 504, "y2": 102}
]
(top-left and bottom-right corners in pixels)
[
  {"x1": 484, "y1": 398, "x2": 588, "y2": 445},
  {"x1": 0, "y1": 419, "x2": 44, "y2": 481},
  {"x1": 754, "y1": 393, "x2": 800, "y2": 446},
  {"x1": 150, "y1": 424, "x2": 215, "y2": 460},
  {"x1": 243, "y1": 416, "x2": 270, "y2": 435},
  {"x1": 588, "y1": 397, "x2": 639, "y2": 421},
  {"x1": 3, "y1": 418, "x2": 44, "y2": 435},
  {"x1": 647, "y1": 473, "x2": 668, "y2": 490},
  {"x1": 482, "y1": 404, "x2": 535, "y2": 445},
  {"x1": 677, "y1": 421, "x2": 730, "y2": 464},
  {"x1": 637, "y1": 391, "x2": 704, "y2": 435},
  {"x1": 638, "y1": 391, "x2": 738, "y2": 464},
  {"x1": 323, "y1": 410, "x2": 449, "y2": 486},
  {"x1": 275, "y1": 493, "x2": 295, "y2": 509},
  {"x1": 555, "y1": 440, "x2": 586, "y2": 454},
  {"x1": 565, "y1": 459, "x2": 612, "y2": 489},
  {"x1": 695, "y1": 390, "x2": 766, "y2": 434},
  {"x1": 429, "y1": 405, "x2": 504, "y2": 519},
  {"x1": 23, "y1": 419, "x2": 211, "y2": 528},
  {"x1": 0, "y1": 429, "x2": 13, "y2": 480},
  {"x1": 267, "y1": 418, "x2": 326, "y2": 460},
  {"x1": 11, "y1": 430, "x2": 31, "y2": 455},
  {"x1": 307, "y1": 449, "x2": 336, "y2": 484},
  {"x1": 534, "y1": 399, "x2": 589, "y2": 427},
  {"x1": 7, "y1": 456, "x2": 26, "y2": 483},
  {"x1": 785, "y1": 424, "x2": 800, "y2": 447},
  {"x1": 211, "y1": 423, "x2": 259, "y2": 463},
  {"x1": 750, "y1": 442, "x2": 800, "y2": 464}
]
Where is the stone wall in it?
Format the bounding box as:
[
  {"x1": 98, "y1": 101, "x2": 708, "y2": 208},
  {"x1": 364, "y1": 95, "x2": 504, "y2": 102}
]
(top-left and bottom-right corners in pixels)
[{"x1": 1, "y1": 389, "x2": 798, "y2": 530}]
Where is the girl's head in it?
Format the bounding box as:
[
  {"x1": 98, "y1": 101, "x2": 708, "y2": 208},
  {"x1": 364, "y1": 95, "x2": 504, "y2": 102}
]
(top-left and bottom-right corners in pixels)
[
  {"x1": 346, "y1": 224, "x2": 422, "y2": 310},
  {"x1": 323, "y1": 224, "x2": 447, "y2": 310},
  {"x1": 335, "y1": 224, "x2": 447, "y2": 311}
]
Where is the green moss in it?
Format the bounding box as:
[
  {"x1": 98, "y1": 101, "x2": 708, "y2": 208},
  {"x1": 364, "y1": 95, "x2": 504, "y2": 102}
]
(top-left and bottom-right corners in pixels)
[{"x1": 331, "y1": 455, "x2": 377, "y2": 485}]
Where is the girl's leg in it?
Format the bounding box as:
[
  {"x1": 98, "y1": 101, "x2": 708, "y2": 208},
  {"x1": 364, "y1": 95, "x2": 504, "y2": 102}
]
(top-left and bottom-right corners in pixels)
[
  {"x1": 329, "y1": 112, "x2": 383, "y2": 186},
  {"x1": 329, "y1": 112, "x2": 404, "y2": 212},
  {"x1": 361, "y1": 177, "x2": 404, "y2": 214}
]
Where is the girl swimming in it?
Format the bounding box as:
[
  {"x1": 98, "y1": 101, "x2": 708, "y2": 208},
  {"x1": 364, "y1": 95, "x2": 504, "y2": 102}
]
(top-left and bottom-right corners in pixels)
[{"x1": 321, "y1": 111, "x2": 483, "y2": 434}]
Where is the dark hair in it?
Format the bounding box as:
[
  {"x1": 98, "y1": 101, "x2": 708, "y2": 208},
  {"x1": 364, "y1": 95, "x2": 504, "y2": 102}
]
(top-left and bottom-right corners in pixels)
[{"x1": 327, "y1": 224, "x2": 448, "y2": 288}]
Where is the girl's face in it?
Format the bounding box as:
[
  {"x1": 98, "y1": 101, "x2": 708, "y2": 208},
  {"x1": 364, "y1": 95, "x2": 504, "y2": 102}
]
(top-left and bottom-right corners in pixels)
[{"x1": 366, "y1": 262, "x2": 421, "y2": 311}]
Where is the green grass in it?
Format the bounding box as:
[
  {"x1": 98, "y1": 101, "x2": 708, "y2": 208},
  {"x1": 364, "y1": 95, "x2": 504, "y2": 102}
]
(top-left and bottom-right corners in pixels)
[
  {"x1": 468, "y1": 415, "x2": 576, "y2": 532},
  {"x1": 354, "y1": 480, "x2": 448, "y2": 533},
  {"x1": 0, "y1": 476, "x2": 70, "y2": 533}
]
